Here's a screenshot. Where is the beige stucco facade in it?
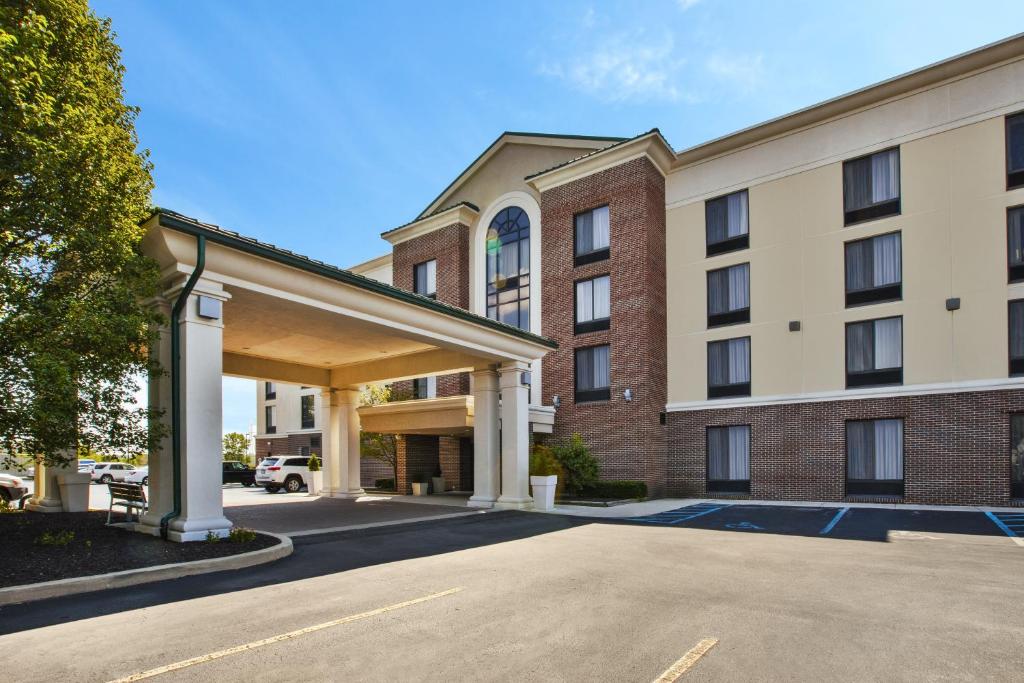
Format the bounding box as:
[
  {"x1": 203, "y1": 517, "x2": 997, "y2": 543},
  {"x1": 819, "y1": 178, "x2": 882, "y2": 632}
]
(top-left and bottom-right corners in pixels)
[{"x1": 666, "y1": 56, "x2": 1024, "y2": 409}]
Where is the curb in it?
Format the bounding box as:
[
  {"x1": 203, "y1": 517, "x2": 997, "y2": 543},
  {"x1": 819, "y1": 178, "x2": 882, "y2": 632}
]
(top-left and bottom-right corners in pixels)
[{"x1": 0, "y1": 531, "x2": 292, "y2": 607}]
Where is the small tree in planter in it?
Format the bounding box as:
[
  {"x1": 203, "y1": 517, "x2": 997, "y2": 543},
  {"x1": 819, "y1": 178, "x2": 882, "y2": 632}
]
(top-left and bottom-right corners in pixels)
[
  {"x1": 306, "y1": 454, "x2": 322, "y2": 495},
  {"x1": 529, "y1": 445, "x2": 563, "y2": 511},
  {"x1": 551, "y1": 433, "x2": 599, "y2": 495}
]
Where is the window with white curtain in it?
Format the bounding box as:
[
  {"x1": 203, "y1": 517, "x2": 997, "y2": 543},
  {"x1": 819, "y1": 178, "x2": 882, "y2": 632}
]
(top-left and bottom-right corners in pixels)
[
  {"x1": 486, "y1": 207, "x2": 530, "y2": 330},
  {"x1": 1008, "y1": 207, "x2": 1024, "y2": 283},
  {"x1": 575, "y1": 206, "x2": 610, "y2": 265},
  {"x1": 575, "y1": 345, "x2": 610, "y2": 402},
  {"x1": 705, "y1": 190, "x2": 749, "y2": 256},
  {"x1": 707, "y1": 263, "x2": 750, "y2": 327},
  {"x1": 845, "y1": 232, "x2": 902, "y2": 306},
  {"x1": 413, "y1": 376, "x2": 437, "y2": 399},
  {"x1": 707, "y1": 337, "x2": 751, "y2": 398},
  {"x1": 575, "y1": 275, "x2": 611, "y2": 334},
  {"x1": 707, "y1": 425, "x2": 751, "y2": 493},
  {"x1": 843, "y1": 148, "x2": 901, "y2": 225},
  {"x1": 846, "y1": 316, "x2": 903, "y2": 388},
  {"x1": 846, "y1": 419, "x2": 904, "y2": 496},
  {"x1": 1007, "y1": 113, "x2": 1024, "y2": 190},
  {"x1": 1010, "y1": 300, "x2": 1024, "y2": 376},
  {"x1": 413, "y1": 259, "x2": 437, "y2": 299}
]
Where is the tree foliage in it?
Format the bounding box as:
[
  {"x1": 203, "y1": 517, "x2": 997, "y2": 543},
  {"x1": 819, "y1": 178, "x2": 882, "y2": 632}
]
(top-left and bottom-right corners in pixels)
[
  {"x1": 0, "y1": 0, "x2": 160, "y2": 468},
  {"x1": 358, "y1": 383, "x2": 408, "y2": 486},
  {"x1": 551, "y1": 433, "x2": 600, "y2": 494},
  {"x1": 222, "y1": 432, "x2": 251, "y2": 465}
]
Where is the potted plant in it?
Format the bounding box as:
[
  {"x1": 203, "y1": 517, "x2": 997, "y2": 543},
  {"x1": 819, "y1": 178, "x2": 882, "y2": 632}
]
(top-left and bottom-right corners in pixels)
[
  {"x1": 411, "y1": 474, "x2": 429, "y2": 496},
  {"x1": 306, "y1": 454, "x2": 322, "y2": 496},
  {"x1": 529, "y1": 445, "x2": 563, "y2": 511},
  {"x1": 431, "y1": 468, "x2": 446, "y2": 496}
]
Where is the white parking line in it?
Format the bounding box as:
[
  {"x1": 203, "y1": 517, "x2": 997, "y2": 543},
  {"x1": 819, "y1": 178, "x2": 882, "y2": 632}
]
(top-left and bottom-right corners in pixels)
[
  {"x1": 652, "y1": 638, "x2": 718, "y2": 682},
  {"x1": 105, "y1": 588, "x2": 462, "y2": 682}
]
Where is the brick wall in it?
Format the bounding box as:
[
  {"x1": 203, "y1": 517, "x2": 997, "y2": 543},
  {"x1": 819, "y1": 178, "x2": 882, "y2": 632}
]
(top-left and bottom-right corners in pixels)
[
  {"x1": 395, "y1": 435, "x2": 440, "y2": 494},
  {"x1": 666, "y1": 388, "x2": 1024, "y2": 506},
  {"x1": 255, "y1": 437, "x2": 286, "y2": 462},
  {"x1": 437, "y1": 436, "x2": 473, "y2": 492},
  {"x1": 391, "y1": 222, "x2": 471, "y2": 397},
  {"x1": 539, "y1": 156, "x2": 668, "y2": 495}
]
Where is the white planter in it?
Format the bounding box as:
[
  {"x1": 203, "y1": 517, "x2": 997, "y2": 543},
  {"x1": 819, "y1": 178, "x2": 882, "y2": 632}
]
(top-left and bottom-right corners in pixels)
[
  {"x1": 307, "y1": 470, "x2": 323, "y2": 496},
  {"x1": 530, "y1": 475, "x2": 558, "y2": 511},
  {"x1": 56, "y1": 472, "x2": 92, "y2": 512},
  {"x1": 431, "y1": 476, "x2": 446, "y2": 495},
  {"x1": 411, "y1": 482, "x2": 429, "y2": 496}
]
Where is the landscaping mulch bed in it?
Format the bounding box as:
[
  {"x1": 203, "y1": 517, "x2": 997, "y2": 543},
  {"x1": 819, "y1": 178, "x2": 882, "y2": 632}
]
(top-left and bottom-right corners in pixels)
[{"x1": 0, "y1": 511, "x2": 279, "y2": 588}]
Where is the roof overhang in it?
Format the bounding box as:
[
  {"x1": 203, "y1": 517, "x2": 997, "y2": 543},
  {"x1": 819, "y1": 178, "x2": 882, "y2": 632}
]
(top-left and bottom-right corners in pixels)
[
  {"x1": 525, "y1": 130, "x2": 676, "y2": 193},
  {"x1": 381, "y1": 202, "x2": 480, "y2": 245}
]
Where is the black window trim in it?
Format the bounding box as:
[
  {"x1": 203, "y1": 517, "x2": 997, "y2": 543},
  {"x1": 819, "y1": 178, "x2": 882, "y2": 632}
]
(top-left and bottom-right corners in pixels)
[
  {"x1": 707, "y1": 336, "x2": 751, "y2": 400},
  {"x1": 844, "y1": 418, "x2": 906, "y2": 498},
  {"x1": 706, "y1": 424, "x2": 752, "y2": 494},
  {"x1": 265, "y1": 405, "x2": 276, "y2": 435},
  {"x1": 413, "y1": 259, "x2": 437, "y2": 300},
  {"x1": 842, "y1": 146, "x2": 902, "y2": 227},
  {"x1": 1008, "y1": 204, "x2": 1024, "y2": 283},
  {"x1": 706, "y1": 263, "x2": 751, "y2": 329},
  {"x1": 573, "y1": 204, "x2": 611, "y2": 266},
  {"x1": 843, "y1": 230, "x2": 903, "y2": 308},
  {"x1": 574, "y1": 344, "x2": 611, "y2": 404},
  {"x1": 1007, "y1": 111, "x2": 1024, "y2": 191},
  {"x1": 845, "y1": 315, "x2": 904, "y2": 389},
  {"x1": 264, "y1": 382, "x2": 276, "y2": 400},
  {"x1": 573, "y1": 274, "x2": 611, "y2": 335},
  {"x1": 705, "y1": 189, "x2": 750, "y2": 257},
  {"x1": 1010, "y1": 299, "x2": 1024, "y2": 377}
]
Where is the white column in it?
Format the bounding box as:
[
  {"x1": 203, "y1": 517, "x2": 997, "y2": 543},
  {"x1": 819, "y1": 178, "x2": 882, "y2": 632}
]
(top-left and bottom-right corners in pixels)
[
  {"x1": 496, "y1": 361, "x2": 532, "y2": 510},
  {"x1": 25, "y1": 454, "x2": 78, "y2": 513},
  {"x1": 140, "y1": 297, "x2": 173, "y2": 529},
  {"x1": 139, "y1": 281, "x2": 232, "y2": 542},
  {"x1": 324, "y1": 387, "x2": 364, "y2": 498},
  {"x1": 320, "y1": 388, "x2": 340, "y2": 496},
  {"x1": 468, "y1": 367, "x2": 500, "y2": 508}
]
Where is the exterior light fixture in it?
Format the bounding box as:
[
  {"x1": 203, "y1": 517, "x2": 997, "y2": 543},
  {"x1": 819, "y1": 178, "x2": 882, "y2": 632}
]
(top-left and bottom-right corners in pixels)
[
  {"x1": 197, "y1": 295, "x2": 222, "y2": 320},
  {"x1": 624, "y1": 388, "x2": 633, "y2": 402},
  {"x1": 552, "y1": 395, "x2": 561, "y2": 409}
]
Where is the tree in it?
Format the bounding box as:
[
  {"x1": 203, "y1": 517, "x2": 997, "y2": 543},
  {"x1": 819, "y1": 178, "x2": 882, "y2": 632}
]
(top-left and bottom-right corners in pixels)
[
  {"x1": 551, "y1": 433, "x2": 600, "y2": 494},
  {"x1": 359, "y1": 383, "x2": 407, "y2": 487},
  {"x1": 0, "y1": 1, "x2": 160, "y2": 470},
  {"x1": 222, "y1": 432, "x2": 251, "y2": 465}
]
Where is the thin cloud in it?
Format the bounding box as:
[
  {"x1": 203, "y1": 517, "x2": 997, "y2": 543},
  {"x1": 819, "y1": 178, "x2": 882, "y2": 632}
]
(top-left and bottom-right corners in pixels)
[
  {"x1": 706, "y1": 52, "x2": 766, "y2": 92},
  {"x1": 677, "y1": 0, "x2": 702, "y2": 9}
]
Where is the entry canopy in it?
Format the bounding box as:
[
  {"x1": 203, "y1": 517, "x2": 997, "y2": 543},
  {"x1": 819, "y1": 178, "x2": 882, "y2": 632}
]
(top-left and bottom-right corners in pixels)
[{"x1": 141, "y1": 210, "x2": 556, "y2": 387}]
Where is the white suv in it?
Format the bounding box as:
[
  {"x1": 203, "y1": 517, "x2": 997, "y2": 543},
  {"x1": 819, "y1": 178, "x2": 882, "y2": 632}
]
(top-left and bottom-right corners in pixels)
[
  {"x1": 91, "y1": 462, "x2": 136, "y2": 484},
  {"x1": 256, "y1": 456, "x2": 309, "y2": 493}
]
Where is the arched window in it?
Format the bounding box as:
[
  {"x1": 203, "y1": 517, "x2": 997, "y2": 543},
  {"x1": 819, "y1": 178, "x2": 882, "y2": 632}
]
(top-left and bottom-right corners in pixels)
[{"x1": 486, "y1": 206, "x2": 530, "y2": 330}]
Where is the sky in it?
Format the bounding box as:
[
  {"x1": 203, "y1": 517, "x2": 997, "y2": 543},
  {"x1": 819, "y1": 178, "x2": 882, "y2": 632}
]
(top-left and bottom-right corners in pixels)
[{"x1": 92, "y1": 0, "x2": 1024, "y2": 434}]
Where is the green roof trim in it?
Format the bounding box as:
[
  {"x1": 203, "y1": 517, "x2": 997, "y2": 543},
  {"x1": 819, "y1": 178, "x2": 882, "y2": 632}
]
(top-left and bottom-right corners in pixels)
[{"x1": 154, "y1": 209, "x2": 558, "y2": 350}]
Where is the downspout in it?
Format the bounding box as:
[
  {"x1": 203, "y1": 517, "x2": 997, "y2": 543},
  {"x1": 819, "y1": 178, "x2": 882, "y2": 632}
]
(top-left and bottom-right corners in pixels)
[{"x1": 160, "y1": 235, "x2": 206, "y2": 540}]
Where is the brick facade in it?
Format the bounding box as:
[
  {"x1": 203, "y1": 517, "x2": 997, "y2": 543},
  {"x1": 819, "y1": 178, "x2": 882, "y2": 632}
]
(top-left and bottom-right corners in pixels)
[
  {"x1": 438, "y1": 436, "x2": 473, "y2": 492},
  {"x1": 395, "y1": 435, "x2": 440, "y2": 494},
  {"x1": 539, "y1": 156, "x2": 668, "y2": 495},
  {"x1": 666, "y1": 388, "x2": 1024, "y2": 506}
]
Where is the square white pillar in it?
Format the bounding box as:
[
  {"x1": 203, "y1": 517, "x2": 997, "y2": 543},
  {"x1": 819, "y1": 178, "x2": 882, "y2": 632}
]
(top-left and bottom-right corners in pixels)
[
  {"x1": 140, "y1": 297, "x2": 173, "y2": 529},
  {"x1": 323, "y1": 387, "x2": 364, "y2": 498},
  {"x1": 468, "y1": 367, "x2": 499, "y2": 508},
  {"x1": 496, "y1": 361, "x2": 533, "y2": 510}
]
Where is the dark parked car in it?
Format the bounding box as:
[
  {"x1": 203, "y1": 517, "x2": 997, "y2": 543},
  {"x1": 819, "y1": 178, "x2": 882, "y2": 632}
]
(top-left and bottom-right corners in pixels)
[{"x1": 223, "y1": 461, "x2": 257, "y2": 487}]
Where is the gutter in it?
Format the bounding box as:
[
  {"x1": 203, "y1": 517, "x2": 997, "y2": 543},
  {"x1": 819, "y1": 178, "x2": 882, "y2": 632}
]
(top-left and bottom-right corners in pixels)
[{"x1": 160, "y1": 235, "x2": 206, "y2": 540}]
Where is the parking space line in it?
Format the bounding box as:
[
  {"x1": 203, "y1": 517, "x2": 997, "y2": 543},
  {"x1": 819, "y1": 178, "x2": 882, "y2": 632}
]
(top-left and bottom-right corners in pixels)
[
  {"x1": 819, "y1": 507, "x2": 850, "y2": 535},
  {"x1": 105, "y1": 588, "x2": 463, "y2": 682},
  {"x1": 984, "y1": 512, "x2": 1024, "y2": 547},
  {"x1": 631, "y1": 504, "x2": 727, "y2": 526},
  {"x1": 652, "y1": 638, "x2": 718, "y2": 682}
]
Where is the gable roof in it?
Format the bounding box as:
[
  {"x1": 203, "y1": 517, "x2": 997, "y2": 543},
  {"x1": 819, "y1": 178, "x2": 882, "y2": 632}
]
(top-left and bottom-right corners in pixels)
[{"x1": 417, "y1": 131, "x2": 626, "y2": 218}]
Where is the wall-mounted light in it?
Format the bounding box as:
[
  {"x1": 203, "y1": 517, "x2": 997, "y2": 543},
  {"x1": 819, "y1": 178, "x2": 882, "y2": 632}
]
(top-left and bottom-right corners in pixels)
[
  {"x1": 521, "y1": 371, "x2": 532, "y2": 387},
  {"x1": 552, "y1": 395, "x2": 561, "y2": 409},
  {"x1": 946, "y1": 297, "x2": 961, "y2": 311},
  {"x1": 624, "y1": 388, "x2": 633, "y2": 402},
  {"x1": 197, "y1": 295, "x2": 222, "y2": 320}
]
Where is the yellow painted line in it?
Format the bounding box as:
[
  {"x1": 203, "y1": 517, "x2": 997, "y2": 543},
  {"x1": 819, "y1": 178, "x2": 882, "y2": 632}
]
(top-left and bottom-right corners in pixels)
[
  {"x1": 652, "y1": 638, "x2": 719, "y2": 682},
  {"x1": 106, "y1": 587, "x2": 462, "y2": 683}
]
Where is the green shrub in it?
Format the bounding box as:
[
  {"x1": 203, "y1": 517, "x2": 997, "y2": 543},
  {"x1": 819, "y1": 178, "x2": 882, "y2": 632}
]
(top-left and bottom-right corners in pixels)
[
  {"x1": 578, "y1": 480, "x2": 648, "y2": 500},
  {"x1": 228, "y1": 527, "x2": 257, "y2": 543},
  {"x1": 0, "y1": 498, "x2": 21, "y2": 514},
  {"x1": 307, "y1": 454, "x2": 321, "y2": 472},
  {"x1": 551, "y1": 433, "x2": 599, "y2": 494},
  {"x1": 35, "y1": 530, "x2": 75, "y2": 547},
  {"x1": 530, "y1": 444, "x2": 565, "y2": 498},
  {"x1": 205, "y1": 531, "x2": 221, "y2": 543}
]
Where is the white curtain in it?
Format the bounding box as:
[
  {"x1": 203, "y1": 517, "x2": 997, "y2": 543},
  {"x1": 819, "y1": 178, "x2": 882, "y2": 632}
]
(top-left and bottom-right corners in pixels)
[
  {"x1": 592, "y1": 206, "x2": 610, "y2": 250},
  {"x1": 707, "y1": 428, "x2": 728, "y2": 480},
  {"x1": 425, "y1": 259, "x2": 437, "y2": 294},
  {"x1": 1010, "y1": 209, "x2": 1024, "y2": 266},
  {"x1": 874, "y1": 419, "x2": 903, "y2": 479},
  {"x1": 592, "y1": 276, "x2": 610, "y2": 319},
  {"x1": 499, "y1": 241, "x2": 518, "y2": 279},
  {"x1": 874, "y1": 318, "x2": 902, "y2": 369},
  {"x1": 846, "y1": 421, "x2": 873, "y2": 479},
  {"x1": 728, "y1": 263, "x2": 749, "y2": 310},
  {"x1": 728, "y1": 338, "x2": 750, "y2": 384},
  {"x1": 872, "y1": 233, "x2": 901, "y2": 287},
  {"x1": 576, "y1": 279, "x2": 593, "y2": 322},
  {"x1": 871, "y1": 149, "x2": 899, "y2": 203},
  {"x1": 846, "y1": 322, "x2": 873, "y2": 372},
  {"x1": 426, "y1": 375, "x2": 437, "y2": 399},
  {"x1": 727, "y1": 191, "x2": 749, "y2": 237},
  {"x1": 728, "y1": 425, "x2": 750, "y2": 479},
  {"x1": 593, "y1": 345, "x2": 610, "y2": 388}
]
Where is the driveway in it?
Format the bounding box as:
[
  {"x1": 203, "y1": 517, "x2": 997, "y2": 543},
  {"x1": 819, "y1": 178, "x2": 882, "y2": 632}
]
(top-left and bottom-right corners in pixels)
[{"x1": 3, "y1": 506, "x2": 1022, "y2": 681}]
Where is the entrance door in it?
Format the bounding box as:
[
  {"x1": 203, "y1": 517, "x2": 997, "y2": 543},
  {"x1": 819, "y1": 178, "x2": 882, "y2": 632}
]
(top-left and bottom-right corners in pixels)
[{"x1": 1012, "y1": 414, "x2": 1024, "y2": 499}]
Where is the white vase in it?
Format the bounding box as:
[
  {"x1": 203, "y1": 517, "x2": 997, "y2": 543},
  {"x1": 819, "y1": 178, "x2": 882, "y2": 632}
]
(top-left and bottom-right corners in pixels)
[
  {"x1": 307, "y1": 470, "x2": 323, "y2": 496},
  {"x1": 530, "y1": 475, "x2": 558, "y2": 511},
  {"x1": 431, "y1": 476, "x2": 446, "y2": 495},
  {"x1": 411, "y1": 482, "x2": 429, "y2": 496}
]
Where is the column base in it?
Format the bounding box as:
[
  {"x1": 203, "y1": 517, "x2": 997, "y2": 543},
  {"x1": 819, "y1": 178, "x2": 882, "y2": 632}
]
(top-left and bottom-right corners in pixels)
[
  {"x1": 25, "y1": 497, "x2": 63, "y2": 513},
  {"x1": 135, "y1": 514, "x2": 232, "y2": 542},
  {"x1": 324, "y1": 487, "x2": 366, "y2": 499},
  {"x1": 495, "y1": 496, "x2": 534, "y2": 510},
  {"x1": 467, "y1": 496, "x2": 496, "y2": 509}
]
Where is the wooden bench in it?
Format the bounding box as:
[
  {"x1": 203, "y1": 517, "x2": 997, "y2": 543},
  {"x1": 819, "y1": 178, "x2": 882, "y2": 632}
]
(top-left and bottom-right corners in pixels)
[{"x1": 107, "y1": 482, "x2": 148, "y2": 525}]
